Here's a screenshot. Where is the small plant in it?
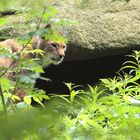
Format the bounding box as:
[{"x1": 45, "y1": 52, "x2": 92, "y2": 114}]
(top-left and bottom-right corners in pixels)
[
  {"x1": 51, "y1": 51, "x2": 140, "y2": 139},
  {"x1": 101, "y1": 51, "x2": 140, "y2": 102}
]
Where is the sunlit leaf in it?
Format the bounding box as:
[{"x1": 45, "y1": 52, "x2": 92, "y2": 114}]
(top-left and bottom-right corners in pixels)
[
  {"x1": 43, "y1": 6, "x2": 59, "y2": 20},
  {"x1": 32, "y1": 95, "x2": 45, "y2": 108},
  {"x1": 24, "y1": 96, "x2": 32, "y2": 105},
  {"x1": 0, "y1": 18, "x2": 7, "y2": 26},
  {"x1": 11, "y1": 95, "x2": 21, "y2": 101}
]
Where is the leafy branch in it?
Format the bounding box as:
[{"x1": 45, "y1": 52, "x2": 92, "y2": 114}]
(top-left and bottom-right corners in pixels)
[{"x1": 0, "y1": 7, "x2": 47, "y2": 78}]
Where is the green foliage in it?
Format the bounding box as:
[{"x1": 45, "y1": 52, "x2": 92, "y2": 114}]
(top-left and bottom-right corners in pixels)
[
  {"x1": 0, "y1": 1, "x2": 140, "y2": 140},
  {"x1": 0, "y1": 18, "x2": 7, "y2": 26},
  {"x1": 37, "y1": 52, "x2": 140, "y2": 139},
  {"x1": 0, "y1": 0, "x2": 69, "y2": 111},
  {"x1": 52, "y1": 51, "x2": 140, "y2": 139},
  {"x1": 0, "y1": 0, "x2": 71, "y2": 107},
  {"x1": 0, "y1": 49, "x2": 140, "y2": 139},
  {"x1": 0, "y1": 0, "x2": 9, "y2": 10}
]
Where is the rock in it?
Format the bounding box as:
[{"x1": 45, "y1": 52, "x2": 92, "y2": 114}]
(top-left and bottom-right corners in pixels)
[
  {"x1": 56, "y1": 0, "x2": 140, "y2": 61},
  {"x1": 0, "y1": 0, "x2": 140, "y2": 61}
]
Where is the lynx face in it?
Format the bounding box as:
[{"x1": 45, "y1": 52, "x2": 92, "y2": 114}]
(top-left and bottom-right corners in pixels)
[{"x1": 39, "y1": 40, "x2": 67, "y2": 66}]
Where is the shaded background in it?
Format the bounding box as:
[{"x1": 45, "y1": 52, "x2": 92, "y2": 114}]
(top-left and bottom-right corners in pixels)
[{"x1": 35, "y1": 53, "x2": 130, "y2": 94}]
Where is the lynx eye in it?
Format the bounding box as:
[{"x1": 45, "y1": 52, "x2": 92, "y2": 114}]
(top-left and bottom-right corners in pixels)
[
  {"x1": 50, "y1": 43, "x2": 58, "y2": 48},
  {"x1": 63, "y1": 45, "x2": 66, "y2": 49}
]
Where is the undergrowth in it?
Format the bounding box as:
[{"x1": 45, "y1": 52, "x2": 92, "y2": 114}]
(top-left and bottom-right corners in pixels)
[
  {"x1": 0, "y1": 0, "x2": 140, "y2": 140},
  {"x1": 0, "y1": 50, "x2": 140, "y2": 139}
]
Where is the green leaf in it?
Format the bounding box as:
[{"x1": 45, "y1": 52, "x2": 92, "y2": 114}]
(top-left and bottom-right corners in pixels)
[
  {"x1": 39, "y1": 94, "x2": 50, "y2": 100},
  {"x1": 19, "y1": 31, "x2": 36, "y2": 41},
  {"x1": 100, "y1": 79, "x2": 111, "y2": 85},
  {"x1": 43, "y1": 6, "x2": 59, "y2": 20},
  {"x1": 0, "y1": 18, "x2": 7, "y2": 26},
  {"x1": 35, "y1": 28, "x2": 48, "y2": 37},
  {"x1": 24, "y1": 96, "x2": 32, "y2": 105},
  {"x1": 122, "y1": 61, "x2": 138, "y2": 67},
  {"x1": 11, "y1": 95, "x2": 21, "y2": 101},
  {"x1": 28, "y1": 49, "x2": 44, "y2": 56},
  {"x1": 0, "y1": 77, "x2": 14, "y2": 91},
  {"x1": 19, "y1": 75, "x2": 35, "y2": 84},
  {"x1": 32, "y1": 95, "x2": 45, "y2": 108},
  {"x1": 119, "y1": 65, "x2": 137, "y2": 71},
  {"x1": 0, "y1": 47, "x2": 13, "y2": 58},
  {"x1": 32, "y1": 65, "x2": 44, "y2": 73}
]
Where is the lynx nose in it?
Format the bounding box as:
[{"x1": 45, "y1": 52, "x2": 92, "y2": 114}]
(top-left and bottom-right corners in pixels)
[
  {"x1": 58, "y1": 50, "x2": 65, "y2": 58},
  {"x1": 59, "y1": 54, "x2": 65, "y2": 58}
]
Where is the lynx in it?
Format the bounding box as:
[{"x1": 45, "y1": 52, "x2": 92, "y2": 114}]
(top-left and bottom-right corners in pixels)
[
  {"x1": 0, "y1": 37, "x2": 67, "y2": 68},
  {"x1": 0, "y1": 36, "x2": 67, "y2": 101}
]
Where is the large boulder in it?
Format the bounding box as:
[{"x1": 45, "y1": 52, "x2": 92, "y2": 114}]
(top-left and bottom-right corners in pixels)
[
  {"x1": 56, "y1": 0, "x2": 140, "y2": 61},
  {"x1": 0, "y1": 0, "x2": 140, "y2": 61}
]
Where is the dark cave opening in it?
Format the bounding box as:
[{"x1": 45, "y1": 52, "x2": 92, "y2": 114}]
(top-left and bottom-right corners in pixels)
[{"x1": 35, "y1": 54, "x2": 129, "y2": 95}]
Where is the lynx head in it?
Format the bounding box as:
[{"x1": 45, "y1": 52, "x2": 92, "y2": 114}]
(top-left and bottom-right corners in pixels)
[
  {"x1": 35, "y1": 37, "x2": 67, "y2": 67},
  {"x1": 34, "y1": 24, "x2": 67, "y2": 67}
]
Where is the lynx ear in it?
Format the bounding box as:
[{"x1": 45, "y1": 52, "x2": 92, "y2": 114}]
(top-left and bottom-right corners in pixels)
[{"x1": 32, "y1": 36, "x2": 42, "y2": 49}]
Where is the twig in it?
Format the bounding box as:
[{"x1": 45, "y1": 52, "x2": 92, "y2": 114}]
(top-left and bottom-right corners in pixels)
[{"x1": 0, "y1": 83, "x2": 7, "y2": 114}]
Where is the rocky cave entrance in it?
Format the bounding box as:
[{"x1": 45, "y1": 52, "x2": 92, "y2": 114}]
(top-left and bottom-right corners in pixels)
[{"x1": 35, "y1": 53, "x2": 130, "y2": 95}]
